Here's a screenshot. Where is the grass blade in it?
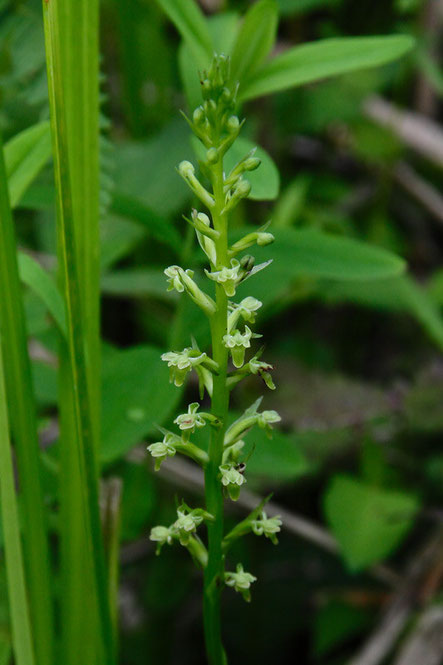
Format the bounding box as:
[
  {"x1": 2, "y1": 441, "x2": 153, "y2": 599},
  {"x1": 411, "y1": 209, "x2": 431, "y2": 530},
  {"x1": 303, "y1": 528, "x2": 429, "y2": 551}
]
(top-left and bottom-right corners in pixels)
[
  {"x1": 42, "y1": 0, "x2": 115, "y2": 663},
  {"x1": 0, "y1": 348, "x2": 35, "y2": 665},
  {"x1": 0, "y1": 135, "x2": 54, "y2": 665},
  {"x1": 4, "y1": 122, "x2": 52, "y2": 208}
]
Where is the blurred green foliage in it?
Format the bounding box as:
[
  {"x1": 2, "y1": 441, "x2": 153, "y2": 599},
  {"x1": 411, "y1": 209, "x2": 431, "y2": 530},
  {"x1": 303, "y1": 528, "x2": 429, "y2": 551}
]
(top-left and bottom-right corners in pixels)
[{"x1": 0, "y1": 0, "x2": 442, "y2": 663}]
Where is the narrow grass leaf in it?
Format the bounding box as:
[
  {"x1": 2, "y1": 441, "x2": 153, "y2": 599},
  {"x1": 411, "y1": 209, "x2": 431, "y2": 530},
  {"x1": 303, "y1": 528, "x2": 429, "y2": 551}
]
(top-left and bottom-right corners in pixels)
[
  {"x1": 42, "y1": 1, "x2": 115, "y2": 663},
  {"x1": 240, "y1": 35, "x2": 415, "y2": 101},
  {"x1": 4, "y1": 122, "x2": 52, "y2": 208},
  {"x1": 230, "y1": 0, "x2": 278, "y2": 87},
  {"x1": 0, "y1": 351, "x2": 35, "y2": 665},
  {"x1": 18, "y1": 251, "x2": 67, "y2": 336},
  {"x1": 0, "y1": 135, "x2": 54, "y2": 665}
]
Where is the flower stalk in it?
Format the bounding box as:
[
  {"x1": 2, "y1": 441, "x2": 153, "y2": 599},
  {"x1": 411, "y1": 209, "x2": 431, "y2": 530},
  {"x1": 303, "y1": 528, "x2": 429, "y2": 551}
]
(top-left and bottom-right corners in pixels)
[{"x1": 148, "y1": 55, "x2": 281, "y2": 665}]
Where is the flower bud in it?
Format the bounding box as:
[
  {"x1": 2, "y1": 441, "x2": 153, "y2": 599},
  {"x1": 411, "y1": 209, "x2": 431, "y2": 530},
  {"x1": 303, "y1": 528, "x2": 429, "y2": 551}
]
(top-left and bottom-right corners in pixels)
[
  {"x1": 227, "y1": 115, "x2": 240, "y2": 133},
  {"x1": 244, "y1": 156, "x2": 261, "y2": 171},
  {"x1": 206, "y1": 147, "x2": 219, "y2": 164},
  {"x1": 178, "y1": 160, "x2": 195, "y2": 179},
  {"x1": 256, "y1": 232, "x2": 274, "y2": 246},
  {"x1": 193, "y1": 106, "x2": 205, "y2": 125}
]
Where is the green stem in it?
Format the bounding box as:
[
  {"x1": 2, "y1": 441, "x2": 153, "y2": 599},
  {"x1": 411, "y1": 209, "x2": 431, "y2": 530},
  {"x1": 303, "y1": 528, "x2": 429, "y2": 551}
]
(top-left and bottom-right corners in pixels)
[
  {"x1": 0, "y1": 133, "x2": 54, "y2": 665},
  {"x1": 203, "y1": 158, "x2": 229, "y2": 665}
]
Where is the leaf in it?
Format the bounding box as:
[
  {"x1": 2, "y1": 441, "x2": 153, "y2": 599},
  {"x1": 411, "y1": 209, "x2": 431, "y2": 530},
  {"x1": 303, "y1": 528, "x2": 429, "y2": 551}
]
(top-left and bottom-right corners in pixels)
[
  {"x1": 4, "y1": 122, "x2": 52, "y2": 208},
  {"x1": 240, "y1": 35, "x2": 415, "y2": 101},
  {"x1": 320, "y1": 274, "x2": 443, "y2": 352},
  {"x1": 100, "y1": 215, "x2": 147, "y2": 271},
  {"x1": 0, "y1": 353, "x2": 36, "y2": 665},
  {"x1": 111, "y1": 191, "x2": 181, "y2": 251},
  {"x1": 324, "y1": 474, "x2": 420, "y2": 570},
  {"x1": 278, "y1": 0, "x2": 341, "y2": 14},
  {"x1": 114, "y1": 120, "x2": 190, "y2": 217},
  {"x1": 17, "y1": 252, "x2": 66, "y2": 336},
  {"x1": 155, "y1": 0, "x2": 212, "y2": 68},
  {"x1": 245, "y1": 428, "x2": 311, "y2": 482},
  {"x1": 101, "y1": 268, "x2": 175, "y2": 300},
  {"x1": 192, "y1": 135, "x2": 280, "y2": 201},
  {"x1": 230, "y1": 0, "x2": 278, "y2": 87},
  {"x1": 101, "y1": 346, "x2": 182, "y2": 463},
  {"x1": 248, "y1": 228, "x2": 406, "y2": 282}
]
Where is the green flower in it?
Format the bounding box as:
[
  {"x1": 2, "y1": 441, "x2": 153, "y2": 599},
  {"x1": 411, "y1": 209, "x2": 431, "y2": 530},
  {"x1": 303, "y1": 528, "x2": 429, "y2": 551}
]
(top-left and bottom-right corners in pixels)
[
  {"x1": 161, "y1": 347, "x2": 207, "y2": 387},
  {"x1": 223, "y1": 326, "x2": 261, "y2": 368},
  {"x1": 205, "y1": 259, "x2": 241, "y2": 297},
  {"x1": 219, "y1": 463, "x2": 246, "y2": 501},
  {"x1": 147, "y1": 432, "x2": 178, "y2": 471},
  {"x1": 149, "y1": 526, "x2": 173, "y2": 555},
  {"x1": 228, "y1": 297, "x2": 262, "y2": 331},
  {"x1": 164, "y1": 265, "x2": 194, "y2": 293},
  {"x1": 174, "y1": 402, "x2": 207, "y2": 440},
  {"x1": 225, "y1": 564, "x2": 257, "y2": 602},
  {"x1": 251, "y1": 512, "x2": 282, "y2": 545},
  {"x1": 249, "y1": 358, "x2": 276, "y2": 390}
]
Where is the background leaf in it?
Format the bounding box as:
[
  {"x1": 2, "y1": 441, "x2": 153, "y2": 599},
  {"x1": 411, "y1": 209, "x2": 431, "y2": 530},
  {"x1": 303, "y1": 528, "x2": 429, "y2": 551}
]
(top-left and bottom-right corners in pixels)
[
  {"x1": 17, "y1": 252, "x2": 66, "y2": 336},
  {"x1": 324, "y1": 474, "x2": 420, "y2": 570},
  {"x1": 4, "y1": 122, "x2": 52, "y2": 208},
  {"x1": 240, "y1": 35, "x2": 415, "y2": 101},
  {"x1": 243, "y1": 227, "x2": 406, "y2": 284},
  {"x1": 155, "y1": 0, "x2": 212, "y2": 68},
  {"x1": 230, "y1": 0, "x2": 278, "y2": 87},
  {"x1": 101, "y1": 346, "x2": 182, "y2": 463}
]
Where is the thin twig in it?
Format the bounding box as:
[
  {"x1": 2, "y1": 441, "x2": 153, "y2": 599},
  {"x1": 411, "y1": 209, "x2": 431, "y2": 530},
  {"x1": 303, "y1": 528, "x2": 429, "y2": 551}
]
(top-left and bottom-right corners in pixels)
[
  {"x1": 392, "y1": 606, "x2": 443, "y2": 665},
  {"x1": 364, "y1": 96, "x2": 443, "y2": 169},
  {"x1": 347, "y1": 529, "x2": 443, "y2": 665},
  {"x1": 394, "y1": 161, "x2": 443, "y2": 226}
]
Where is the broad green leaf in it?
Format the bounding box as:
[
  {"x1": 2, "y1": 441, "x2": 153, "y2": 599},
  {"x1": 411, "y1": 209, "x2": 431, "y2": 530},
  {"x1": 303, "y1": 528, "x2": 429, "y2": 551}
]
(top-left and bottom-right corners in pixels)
[
  {"x1": 155, "y1": 0, "x2": 212, "y2": 68},
  {"x1": 230, "y1": 0, "x2": 278, "y2": 87},
  {"x1": 192, "y1": 135, "x2": 280, "y2": 200},
  {"x1": 101, "y1": 346, "x2": 182, "y2": 463},
  {"x1": 17, "y1": 252, "x2": 66, "y2": 336},
  {"x1": 240, "y1": 35, "x2": 415, "y2": 101},
  {"x1": 112, "y1": 191, "x2": 181, "y2": 251},
  {"x1": 4, "y1": 122, "x2": 52, "y2": 208},
  {"x1": 314, "y1": 601, "x2": 372, "y2": 657},
  {"x1": 324, "y1": 474, "x2": 419, "y2": 570},
  {"x1": 320, "y1": 274, "x2": 443, "y2": 351},
  {"x1": 245, "y1": 428, "x2": 311, "y2": 482},
  {"x1": 249, "y1": 228, "x2": 406, "y2": 282},
  {"x1": 114, "y1": 120, "x2": 190, "y2": 217},
  {"x1": 101, "y1": 268, "x2": 176, "y2": 300},
  {"x1": 100, "y1": 215, "x2": 147, "y2": 271}
]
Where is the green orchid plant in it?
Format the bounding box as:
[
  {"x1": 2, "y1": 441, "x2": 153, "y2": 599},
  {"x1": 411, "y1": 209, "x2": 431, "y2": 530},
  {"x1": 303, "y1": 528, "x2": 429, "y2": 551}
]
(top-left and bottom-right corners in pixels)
[{"x1": 148, "y1": 54, "x2": 282, "y2": 665}]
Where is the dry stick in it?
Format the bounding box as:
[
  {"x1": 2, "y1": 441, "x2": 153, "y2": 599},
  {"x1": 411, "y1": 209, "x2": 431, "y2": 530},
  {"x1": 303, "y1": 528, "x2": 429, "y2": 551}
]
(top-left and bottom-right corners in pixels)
[
  {"x1": 153, "y1": 456, "x2": 399, "y2": 587},
  {"x1": 347, "y1": 529, "x2": 443, "y2": 665},
  {"x1": 364, "y1": 95, "x2": 443, "y2": 169},
  {"x1": 394, "y1": 162, "x2": 443, "y2": 227},
  {"x1": 392, "y1": 606, "x2": 443, "y2": 665}
]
